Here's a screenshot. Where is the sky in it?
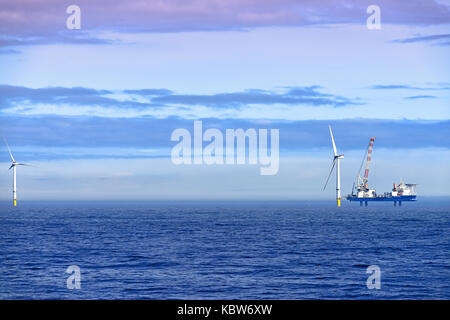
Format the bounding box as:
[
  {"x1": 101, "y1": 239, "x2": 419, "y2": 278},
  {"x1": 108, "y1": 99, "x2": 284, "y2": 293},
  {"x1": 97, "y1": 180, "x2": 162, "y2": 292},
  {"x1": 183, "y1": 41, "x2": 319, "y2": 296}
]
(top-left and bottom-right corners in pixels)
[{"x1": 0, "y1": 0, "x2": 449, "y2": 201}]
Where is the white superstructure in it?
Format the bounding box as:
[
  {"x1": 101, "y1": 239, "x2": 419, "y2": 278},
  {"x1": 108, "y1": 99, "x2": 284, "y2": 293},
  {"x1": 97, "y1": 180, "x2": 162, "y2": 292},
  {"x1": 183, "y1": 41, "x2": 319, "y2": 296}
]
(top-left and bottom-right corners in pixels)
[{"x1": 391, "y1": 181, "x2": 417, "y2": 197}]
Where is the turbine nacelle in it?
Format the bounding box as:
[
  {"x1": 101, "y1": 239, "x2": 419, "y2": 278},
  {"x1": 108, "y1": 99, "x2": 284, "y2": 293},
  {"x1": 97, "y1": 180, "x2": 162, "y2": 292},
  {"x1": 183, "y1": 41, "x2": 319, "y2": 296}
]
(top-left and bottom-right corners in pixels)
[{"x1": 9, "y1": 162, "x2": 29, "y2": 169}]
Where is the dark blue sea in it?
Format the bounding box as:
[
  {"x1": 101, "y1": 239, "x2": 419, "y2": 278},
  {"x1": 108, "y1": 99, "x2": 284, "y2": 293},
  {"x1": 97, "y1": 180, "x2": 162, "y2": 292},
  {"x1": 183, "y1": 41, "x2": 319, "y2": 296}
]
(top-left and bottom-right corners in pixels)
[{"x1": 0, "y1": 200, "x2": 449, "y2": 299}]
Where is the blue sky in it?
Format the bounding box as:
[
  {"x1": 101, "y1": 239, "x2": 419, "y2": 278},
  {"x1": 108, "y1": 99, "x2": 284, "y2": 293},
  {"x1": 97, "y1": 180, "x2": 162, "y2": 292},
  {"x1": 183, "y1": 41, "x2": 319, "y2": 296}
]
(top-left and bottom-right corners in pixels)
[{"x1": 0, "y1": 0, "x2": 449, "y2": 200}]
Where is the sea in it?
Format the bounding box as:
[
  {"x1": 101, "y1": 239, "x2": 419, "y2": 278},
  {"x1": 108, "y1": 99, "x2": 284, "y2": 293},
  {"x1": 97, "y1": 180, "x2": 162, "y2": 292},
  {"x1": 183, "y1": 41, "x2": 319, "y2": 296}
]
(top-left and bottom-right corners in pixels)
[{"x1": 0, "y1": 200, "x2": 449, "y2": 299}]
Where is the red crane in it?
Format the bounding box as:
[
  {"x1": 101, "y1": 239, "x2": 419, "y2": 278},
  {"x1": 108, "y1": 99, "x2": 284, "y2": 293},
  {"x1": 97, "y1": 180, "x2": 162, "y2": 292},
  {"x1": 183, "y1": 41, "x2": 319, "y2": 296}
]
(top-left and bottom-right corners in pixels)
[{"x1": 355, "y1": 136, "x2": 376, "y2": 192}]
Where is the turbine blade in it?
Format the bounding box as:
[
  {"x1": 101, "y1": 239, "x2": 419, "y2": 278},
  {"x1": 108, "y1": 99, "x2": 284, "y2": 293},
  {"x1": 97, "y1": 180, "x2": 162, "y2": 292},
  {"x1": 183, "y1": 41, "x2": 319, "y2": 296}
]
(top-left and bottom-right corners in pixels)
[
  {"x1": 16, "y1": 163, "x2": 37, "y2": 168},
  {"x1": 323, "y1": 159, "x2": 336, "y2": 190},
  {"x1": 329, "y1": 125, "x2": 337, "y2": 156},
  {"x1": 3, "y1": 138, "x2": 15, "y2": 162},
  {"x1": 9, "y1": 164, "x2": 14, "y2": 170}
]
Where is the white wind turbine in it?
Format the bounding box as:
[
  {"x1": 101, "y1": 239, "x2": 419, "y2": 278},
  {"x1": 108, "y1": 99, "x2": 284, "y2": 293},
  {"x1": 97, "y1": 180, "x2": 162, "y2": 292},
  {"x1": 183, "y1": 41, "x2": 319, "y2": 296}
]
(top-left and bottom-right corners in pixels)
[
  {"x1": 4, "y1": 139, "x2": 32, "y2": 206},
  {"x1": 323, "y1": 126, "x2": 344, "y2": 207}
]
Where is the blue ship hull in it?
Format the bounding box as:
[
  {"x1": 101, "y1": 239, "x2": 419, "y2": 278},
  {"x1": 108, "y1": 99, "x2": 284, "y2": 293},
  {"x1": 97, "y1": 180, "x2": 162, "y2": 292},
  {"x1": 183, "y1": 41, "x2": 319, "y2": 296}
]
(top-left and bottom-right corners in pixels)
[
  {"x1": 346, "y1": 195, "x2": 416, "y2": 202},
  {"x1": 346, "y1": 195, "x2": 416, "y2": 206}
]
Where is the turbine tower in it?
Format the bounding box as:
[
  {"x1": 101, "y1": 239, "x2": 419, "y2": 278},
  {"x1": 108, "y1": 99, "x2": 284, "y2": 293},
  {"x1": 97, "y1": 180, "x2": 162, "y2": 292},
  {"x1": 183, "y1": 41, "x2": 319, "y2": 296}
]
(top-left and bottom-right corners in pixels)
[
  {"x1": 4, "y1": 139, "x2": 31, "y2": 206},
  {"x1": 323, "y1": 126, "x2": 344, "y2": 207}
]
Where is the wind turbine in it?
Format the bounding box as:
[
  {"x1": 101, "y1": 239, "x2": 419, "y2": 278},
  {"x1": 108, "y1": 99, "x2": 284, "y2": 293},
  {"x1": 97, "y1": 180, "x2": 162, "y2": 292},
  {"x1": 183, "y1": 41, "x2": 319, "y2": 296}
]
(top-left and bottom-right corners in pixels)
[
  {"x1": 4, "y1": 139, "x2": 31, "y2": 206},
  {"x1": 323, "y1": 126, "x2": 344, "y2": 207}
]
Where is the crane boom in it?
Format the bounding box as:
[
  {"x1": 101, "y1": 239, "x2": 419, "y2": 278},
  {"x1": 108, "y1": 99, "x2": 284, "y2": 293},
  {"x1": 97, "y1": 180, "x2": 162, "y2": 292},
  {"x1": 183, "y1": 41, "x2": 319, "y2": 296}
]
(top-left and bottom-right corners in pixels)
[{"x1": 363, "y1": 137, "x2": 375, "y2": 184}]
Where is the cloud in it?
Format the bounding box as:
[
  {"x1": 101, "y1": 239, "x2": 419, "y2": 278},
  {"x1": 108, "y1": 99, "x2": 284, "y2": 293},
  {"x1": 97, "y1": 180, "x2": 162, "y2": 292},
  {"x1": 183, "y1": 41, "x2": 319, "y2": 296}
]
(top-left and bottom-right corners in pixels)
[
  {"x1": 0, "y1": 33, "x2": 114, "y2": 47},
  {"x1": 0, "y1": 85, "x2": 166, "y2": 113},
  {"x1": 0, "y1": 48, "x2": 21, "y2": 54},
  {"x1": 152, "y1": 86, "x2": 360, "y2": 108},
  {"x1": 392, "y1": 33, "x2": 450, "y2": 46},
  {"x1": 0, "y1": 116, "x2": 448, "y2": 161},
  {"x1": 404, "y1": 95, "x2": 436, "y2": 100},
  {"x1": 371, "y1": 84, "x2": 450, "y2": 90},
  {"x1": 124, "y1": 89, "x2": 174, "y2": 96},
  {"x1": 372, "y1": 85, "x2": 417, "y2": 90},
  {"x1": 0, "y1": 0, "x2": 449, "y2": 48},
  {"x1": 0, "y1": 85, "x2": 362, "y2": 115},
  {"x1": 0, "y1": 31, "x2": 116, "y2": 52},
  {"x1": 0, "y1": 85, "x2": 111, "y2": 106}
]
